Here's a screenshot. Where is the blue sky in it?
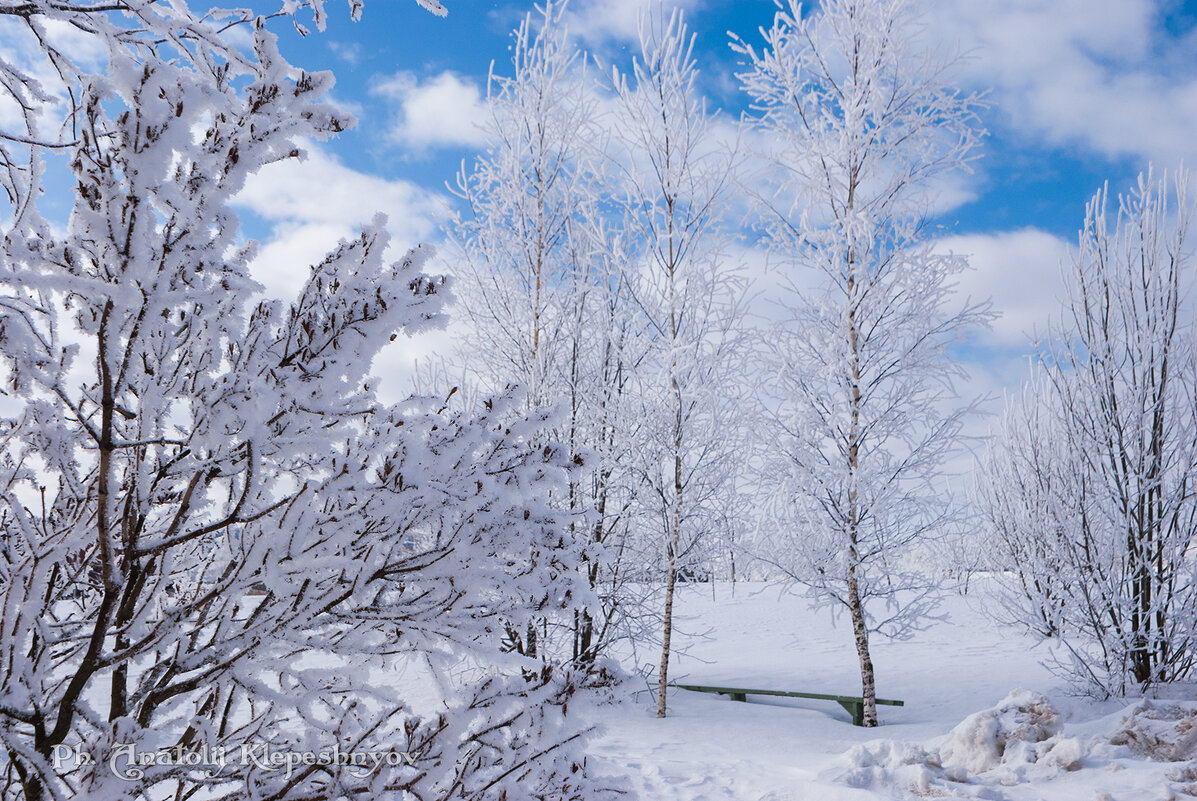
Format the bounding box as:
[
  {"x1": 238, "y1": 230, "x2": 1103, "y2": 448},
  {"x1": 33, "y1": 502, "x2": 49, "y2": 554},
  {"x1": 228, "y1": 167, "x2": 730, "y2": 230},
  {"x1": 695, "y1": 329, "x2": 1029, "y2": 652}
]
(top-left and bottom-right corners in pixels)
[
  {"x1": 262, "y1": 0, "x2": 1196, "y2": 232},
  {"x1": 233, "y1": 0, "x2": 1197, "y2": 402}
]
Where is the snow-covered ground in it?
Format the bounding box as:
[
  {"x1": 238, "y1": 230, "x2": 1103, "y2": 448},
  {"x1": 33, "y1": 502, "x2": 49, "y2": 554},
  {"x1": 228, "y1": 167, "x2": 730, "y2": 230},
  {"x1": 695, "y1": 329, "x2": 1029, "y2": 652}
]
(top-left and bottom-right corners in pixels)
[{"x1": 588, "y1": 581, "x2": 1197, "y2": 801}]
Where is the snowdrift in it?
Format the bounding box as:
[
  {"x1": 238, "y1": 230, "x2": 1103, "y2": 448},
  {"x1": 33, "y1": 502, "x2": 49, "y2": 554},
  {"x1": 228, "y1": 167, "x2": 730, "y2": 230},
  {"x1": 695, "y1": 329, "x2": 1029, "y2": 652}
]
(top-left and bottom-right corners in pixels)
[{"x1": 828, "y1": 690, "x2": 1197, "y2": 800}]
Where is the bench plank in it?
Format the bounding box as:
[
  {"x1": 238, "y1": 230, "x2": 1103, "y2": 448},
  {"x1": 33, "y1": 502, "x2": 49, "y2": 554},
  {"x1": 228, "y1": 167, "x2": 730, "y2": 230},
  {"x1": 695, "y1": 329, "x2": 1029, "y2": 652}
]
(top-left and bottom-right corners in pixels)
[{"x1": 672, "y1": 683, "x2": 904, "y2": 727}]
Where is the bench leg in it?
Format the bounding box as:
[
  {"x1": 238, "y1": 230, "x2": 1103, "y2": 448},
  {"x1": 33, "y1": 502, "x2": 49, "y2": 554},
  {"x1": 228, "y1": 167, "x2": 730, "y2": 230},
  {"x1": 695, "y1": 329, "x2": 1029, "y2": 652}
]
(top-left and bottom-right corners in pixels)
[
  {"x1": 723, "y1": 692, "x2": 747, "y2": 702},
  {"x1": 837, "y1": 699, "x2": 864, "y2": 726}
]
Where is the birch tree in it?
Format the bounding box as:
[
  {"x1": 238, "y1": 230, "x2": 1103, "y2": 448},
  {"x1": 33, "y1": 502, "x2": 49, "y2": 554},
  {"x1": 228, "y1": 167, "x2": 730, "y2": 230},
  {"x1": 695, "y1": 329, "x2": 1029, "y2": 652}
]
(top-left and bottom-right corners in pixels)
[
  {"x1": 449, "y1": 0, "x2": 594, "y2": 663},
  {"x1": 610, "y1": 8, "x2": 745, "y2": 718},
  {"x1": 0, "y1": 1, "x2": 618, "y2": 799},
  {"x1": 736, "y1": 0, "x2": 987, "y2": 726},
  {"x1": 450, "y1": 1, "x2": 653, "y2": 671},
  {"x1": 451, "y1": 0, "x2": 593, "y2": 416},
  {"x1": 978, "y1": 169, "x2": 1197, "y2": 696}
]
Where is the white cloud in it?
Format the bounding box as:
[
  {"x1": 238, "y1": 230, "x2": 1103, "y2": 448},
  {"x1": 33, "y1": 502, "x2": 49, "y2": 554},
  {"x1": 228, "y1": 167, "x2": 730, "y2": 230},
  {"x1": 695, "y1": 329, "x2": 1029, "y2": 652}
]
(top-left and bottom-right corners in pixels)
[
  {"x1": 232, "y1": 144, "x2": 449, "y2": 300},
  {"x1": 927, "y1": 228, "x2": 1075, "y2": 474},
  {"x1": 937, "y1": 227, "x2": 1071, "y2": 348},
  {"x1": 372, "y1": 70, "x2": 489, "y2": 151},
  {"x1": 928, "y1": 0, "x2": 1197, "y2": 166},
  {"x1": 925, "y1": 170, "x2": 983, "y2": 218},
  {"x1": 567, "y1": 0, "x2": 703, "y2": 46},
  {"x1": 328, "y1": 41, "x2": 364, "y2": 66}
]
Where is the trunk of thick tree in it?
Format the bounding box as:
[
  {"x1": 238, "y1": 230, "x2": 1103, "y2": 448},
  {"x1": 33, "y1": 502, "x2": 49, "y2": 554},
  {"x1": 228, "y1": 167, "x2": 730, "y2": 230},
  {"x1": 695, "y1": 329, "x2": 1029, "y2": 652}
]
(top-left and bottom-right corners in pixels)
[{"x1": 574, "y1": 608, "x2": 594, "y2": 666}]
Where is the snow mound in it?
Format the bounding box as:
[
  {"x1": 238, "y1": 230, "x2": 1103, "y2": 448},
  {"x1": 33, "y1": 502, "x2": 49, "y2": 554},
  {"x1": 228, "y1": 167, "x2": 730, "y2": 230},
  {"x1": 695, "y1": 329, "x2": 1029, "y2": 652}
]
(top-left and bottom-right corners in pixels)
[
  {"x1": 836, "y1": 740, "x2": 952, "y2": 795},
  {"x1": 940, "y1": 689, "x2": 1062, "y2": 774},
  {"x1": 824, "y1": 693, "x2": 1197, "y2": 800},
  {"x1": 825, "y1": 691, "x2": 1086, "y2": 798},
  {"x1": 1107, "y1": 700, "x2": 1197, "y2": 761}
]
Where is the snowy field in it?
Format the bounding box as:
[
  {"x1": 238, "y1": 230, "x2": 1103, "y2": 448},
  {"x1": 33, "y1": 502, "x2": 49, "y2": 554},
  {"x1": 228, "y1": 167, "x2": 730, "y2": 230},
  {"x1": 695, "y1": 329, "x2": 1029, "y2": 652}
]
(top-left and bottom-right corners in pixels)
[{"x1": 588, "y1": 581, "x2": 1197, "y2": 801}]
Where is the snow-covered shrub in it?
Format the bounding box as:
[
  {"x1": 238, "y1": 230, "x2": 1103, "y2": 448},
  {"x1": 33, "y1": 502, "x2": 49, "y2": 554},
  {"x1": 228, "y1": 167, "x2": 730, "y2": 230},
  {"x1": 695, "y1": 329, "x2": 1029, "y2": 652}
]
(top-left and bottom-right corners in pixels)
[
  {"x1": 977, "y1": 170, "x2": 1197, "y2": 696},
  {"x1": 830, "y1": 691, "x2": 1093, "y2": 798},
  {"x1": 0, "y1": 1, "x2": 616, "y2": 799},
  {"x1": 836, "y1": 740, "x2": 947, "y2": 793},
  {"x1": 826, "y1": 694, "x2": 1197, "y2": 799}
]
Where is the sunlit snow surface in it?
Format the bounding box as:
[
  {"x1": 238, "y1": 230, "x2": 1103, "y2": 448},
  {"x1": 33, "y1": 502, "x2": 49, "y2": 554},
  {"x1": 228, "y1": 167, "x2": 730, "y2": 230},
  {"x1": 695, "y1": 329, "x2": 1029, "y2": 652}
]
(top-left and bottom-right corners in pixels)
[{"x1": 585, "y1": 580, "x2": 1197, "y2": 800}]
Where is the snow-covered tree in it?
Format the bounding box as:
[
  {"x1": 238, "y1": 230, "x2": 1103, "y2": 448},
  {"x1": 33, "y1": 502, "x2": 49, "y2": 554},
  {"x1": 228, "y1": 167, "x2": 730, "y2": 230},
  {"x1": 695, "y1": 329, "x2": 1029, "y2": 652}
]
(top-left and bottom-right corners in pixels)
[
  {"x1": 561, "y1": 224, "x2": 655, "y2": 670},
  {"x1": 450, "y1": 0, "x2": 592, "y2": 663},
  {"x1": 451, "y1": 0, "x2": 594, "y2": 416},
  {"x1": 610, "y1": 7, "x2": 746, "y2": 718},
  {"x1": 449, "y1": 1, "x2": 652, "y2": 672},
  {"x1": 978, "y1": 169, "x2": 1197, "y2": 696},
  {"x1": 735, "y1": 0, "x2": 988, "y2": 726},
  {"x1": 0, "y1": 2, "x2": 618, "y2": 799}
]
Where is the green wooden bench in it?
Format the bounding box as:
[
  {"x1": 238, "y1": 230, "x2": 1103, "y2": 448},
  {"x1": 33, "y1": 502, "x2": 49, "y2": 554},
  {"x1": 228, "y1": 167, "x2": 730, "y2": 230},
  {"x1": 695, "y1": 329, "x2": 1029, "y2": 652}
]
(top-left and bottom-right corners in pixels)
[{"x1": 672, "y1": 683, "x2": 904, "y2": 727}]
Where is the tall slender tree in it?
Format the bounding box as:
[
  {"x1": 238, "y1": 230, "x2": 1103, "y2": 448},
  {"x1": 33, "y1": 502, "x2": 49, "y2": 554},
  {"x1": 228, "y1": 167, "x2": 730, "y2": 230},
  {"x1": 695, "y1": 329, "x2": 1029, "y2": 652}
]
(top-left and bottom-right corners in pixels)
[
  {"x1": 736, "y1": 0, "x2": 987, "y2": 726},
  {"x1": 610, "y1": 7, "x2": 745, "y2": 718},
  {"x1": 449, "y1": 1, "x2": 651, "y2": 670},
  {"x1": 452, "y1": 0, "x2": 592, "y2": 415}
]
